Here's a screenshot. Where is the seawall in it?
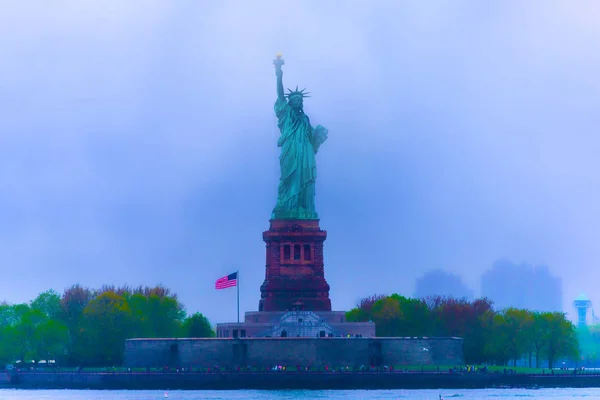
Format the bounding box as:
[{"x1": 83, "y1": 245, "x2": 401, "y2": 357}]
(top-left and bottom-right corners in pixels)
[
  {"x1": 7, "y1": 371, "x2": 600, "y2": 390},
  {"x1": 0, "y1": 372, "x2": 9, "y2": 387},
  {"x1": 124, "y1": 337, "x2": 464, "y2": 369}
]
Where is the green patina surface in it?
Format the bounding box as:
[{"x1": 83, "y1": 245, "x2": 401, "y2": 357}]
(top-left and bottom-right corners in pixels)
[{"x1": 271, "y1": 54, "x2": 328, "y2": 220}]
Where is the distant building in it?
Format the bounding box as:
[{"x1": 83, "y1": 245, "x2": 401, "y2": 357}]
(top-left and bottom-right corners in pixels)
[
  {"x1": 481, "y1": 259, "x2": 563, "y2": 312},
  {"x1": 414, "y1": 269, "x2": 474, "y2": 300},
  {"x1": 573, "y1": 294, "x2": 592, "y2": 327}
]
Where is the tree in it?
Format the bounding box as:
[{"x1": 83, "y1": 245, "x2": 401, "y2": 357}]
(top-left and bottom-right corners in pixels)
[
  {"x1": 346, "y1": 294, "x2": 386, "y2": 323},
  {"x1": 0, "y1": 302, "x2": 18, "y2": 327},
  {"x1": 14, "y1": 306, "x2": 47, "y2": 361},
  {"x1": 183, "y1": 313, "x2": 215, "y2": 338},
  {"x1": 0, "y1": 285, "x2": 199, "y2": 366},
  {"x1": 25, "y1": 290, "x2": 69, "y2": 361},
  {"x1": 123, "y1": 287, "x2": 186, "y2": 338},
  {"x1": 0, "y1": 303, "x2": 22, "y2": 364},
  {"x1": 370, "y1": 294, "x2": 430, "y2": 337},
  {"x1": 346, "y1": 307, "x2": 368, "y2": 323},
  {"x1": 370, "y1": 296, "x2": 402, "y2": 337},
  {"x1": 530, "y1": 312, "x2": 550, "y2": 368},
  {"x1": 503, "y1": 308, "x2": 535, "y2": 366},
  {"x1": 424, "y1": 296, "x2": 494, "y2": 364},
  {"x1": 31, "y1": 319, "x2": 68, "y2": 361},
  {"x1": 344, "y1": 292, "x2": 581, "y2": 367},
  {"x1": 60, "y1": 284, "x2": 95, "y2": 364},
  {"x1": 357, "y1": 294, "x2": 387, "y2": 314},
  {"x1": 125, "y1": 292, "x2": 153, "y2": 338},
  {"x1": 81, "y1": 291, "x2": 134, "y2": 366},
  {"x1": 483, "y1": 312, "x2": 510, "y2": 365},
  {"x1": 543, "y1": 312, "x2": 578, "y2": 369},
  {"x1": 347, "y1": 294, "x2": 430, "y2": 337},
  {"x1": 30, "y1": 290, "x2": 62, "y2": 319},
  {"x1": 145, "y1": 292, "x2": 185, "y2": 338}
]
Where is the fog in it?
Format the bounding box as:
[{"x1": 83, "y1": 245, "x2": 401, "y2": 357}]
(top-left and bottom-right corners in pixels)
[{"x1": 1, "y1": 1, "x2": 599, "y2": 323}]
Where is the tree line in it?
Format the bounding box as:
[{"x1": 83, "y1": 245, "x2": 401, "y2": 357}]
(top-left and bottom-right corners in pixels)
[
  {"x1": 346, "y1": 294, "x2": 579, "y2": 369},
  {"x1": 1, "y1": 287, "x2": 581, "y2": 369},
  {"x1": 0, "y1": 285, "x2": 214, "y2": 367}
]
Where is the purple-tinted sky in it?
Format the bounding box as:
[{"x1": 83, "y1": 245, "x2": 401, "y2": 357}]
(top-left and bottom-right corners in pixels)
[{"x1": 1, "y1": 1, "x2": 599, "y2": 324}]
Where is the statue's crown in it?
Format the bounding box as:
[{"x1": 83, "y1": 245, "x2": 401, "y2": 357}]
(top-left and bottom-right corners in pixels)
[{"x1": 285, "y1": 86, "x2": 310, "y2": 99}]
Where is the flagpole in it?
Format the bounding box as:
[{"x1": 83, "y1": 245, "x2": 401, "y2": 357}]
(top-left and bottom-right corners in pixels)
[{"x1": 237, "y1": 270, "x2": 240, "y2": 323}]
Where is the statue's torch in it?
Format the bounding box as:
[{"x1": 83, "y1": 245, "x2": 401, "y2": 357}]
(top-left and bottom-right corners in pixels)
[{"x1": 273, "y1": 52, "x2": 284, "y2": 74}]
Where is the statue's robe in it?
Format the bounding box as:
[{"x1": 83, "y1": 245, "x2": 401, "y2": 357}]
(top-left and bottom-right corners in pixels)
[{"x1": 272, "y1": 97, "x2": 327, "y2": 220}]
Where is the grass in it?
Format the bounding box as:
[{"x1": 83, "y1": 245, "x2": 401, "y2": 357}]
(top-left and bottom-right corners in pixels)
[{"x1": 12, "y1": 364, "x2": 598, "y2": 375}]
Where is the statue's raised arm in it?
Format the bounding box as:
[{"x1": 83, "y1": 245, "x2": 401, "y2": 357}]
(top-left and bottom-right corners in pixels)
[
  {"x1": 270, "y1": 53, "x2": 328, "y2": 220},
  {"x1": 273, "y1": 52, "x2": 285, "y2": 102}
]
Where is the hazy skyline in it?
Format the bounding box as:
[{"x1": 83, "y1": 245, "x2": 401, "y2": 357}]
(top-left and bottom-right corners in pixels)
[
  {"x1": 414, "y1": 269, "x2": 475, "y2": 301},
  {"x1": 1, "y1": 1, "x2": 599, "y2": 324},
  {"x1": 481, "y1": 259, "x2": 563, "y2": 312}
]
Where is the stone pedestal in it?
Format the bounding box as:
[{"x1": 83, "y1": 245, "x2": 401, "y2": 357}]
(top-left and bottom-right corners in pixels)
[{"x1": 259, "y1": 219, "x2": 331, "y2": 312}]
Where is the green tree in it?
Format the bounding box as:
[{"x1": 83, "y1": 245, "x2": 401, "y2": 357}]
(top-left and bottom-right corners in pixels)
[
  {"x1": 346, "y1": 307, "x2": 368, "y2": 323},
  {"x1": 145, "y1": 292, "x2": 185, "y2": 338},
  {"x1": 81, "y1": 291, "x2": 134, "y2": 366},
  {"x1": 0, "y1": 327, "x2": 19, "y2": 363},
  {"x1": 1, "y1": 285, "x2": 198, "y2": 366},
  {"x1": 125, "y1": 293, "x2": 153, "y2": 338},
  {"x1": 31, "y1": 290, "x2": 62, "y2": 319},
  {"x1": 0, "y1": 302, "x2": 18, "y2": 326},
  {"x1": 34, "y1": 319, "x2": 68, "y2": 360},
  {"x1": 347, "y1": 294, "x2": 430, "y2": 337},
  {"x1": 14, "y1": 306, "x2": 46, "y2": 361},
  {"x1": 543, "y1": 312, "x2": 578, "y2": 369},
  {"x1": 60, "y1": 284, "x2": 95, "y2": 365},
  {"x1": 370, "y1": 296, "x2": 402, "y2": 337},
  {"x1": 371, "y1": 294, "x2": 430, "y2": 337},
  {"x1": 530, "y1": 312, "x2": 550, "y2": 368},
  {"x1": 8, "y1": 303, "x2": 68, "y2": 363},
  {"x1": 28, "y1": 290, "x2": 69, "y2": 361},
  {"x1": 112, "y1": 285, "x2": 186, "y2": 338},
  {"x1": 0, "y1": 305, "x2": 20, "y2": 364},
  {"x1": 183, "y1": 313, "x2": 215, "y2": 337},
  {"x1": 503, "y1": 308, "x2": 535, "y2": 366},
  {"x1": 483, "y1": 312, "x2": 510, "y2": 365},
  {"x1": 346, "y1": 294, "x2": 386, "y2": 323}
]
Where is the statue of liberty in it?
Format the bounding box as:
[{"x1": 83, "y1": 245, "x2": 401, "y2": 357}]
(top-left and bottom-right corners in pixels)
[{"x1": 271, "y1": 53, "x2": 328, "y2": 220}]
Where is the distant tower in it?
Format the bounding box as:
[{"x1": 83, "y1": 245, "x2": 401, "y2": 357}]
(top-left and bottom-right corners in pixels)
[{"x1": 573, "y1": 294, "x2": 592, "y2": 327}]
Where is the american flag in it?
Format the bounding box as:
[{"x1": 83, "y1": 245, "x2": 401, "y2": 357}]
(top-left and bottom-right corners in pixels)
[{"x1": 215, "y1": 272, "x2": 238, "y2": 290}]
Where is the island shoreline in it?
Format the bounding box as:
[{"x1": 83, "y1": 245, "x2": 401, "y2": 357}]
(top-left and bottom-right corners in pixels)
[{"x1": 4, "y1": 371, "x2": 600, "y2": 390}]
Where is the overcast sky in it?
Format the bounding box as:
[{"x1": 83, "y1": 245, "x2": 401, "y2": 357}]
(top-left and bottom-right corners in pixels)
[{"x1": 1, "y1": 1, "x2": 599, "y2": 324}]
